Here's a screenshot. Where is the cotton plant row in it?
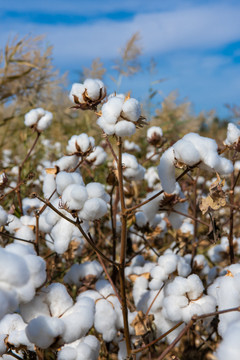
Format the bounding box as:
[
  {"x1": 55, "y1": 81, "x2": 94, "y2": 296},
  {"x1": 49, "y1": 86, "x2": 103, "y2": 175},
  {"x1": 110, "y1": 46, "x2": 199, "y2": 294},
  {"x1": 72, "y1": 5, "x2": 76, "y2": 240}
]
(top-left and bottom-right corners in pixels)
[{"x1": 0, "y1": 78, "x2": 240, "y2": 360}]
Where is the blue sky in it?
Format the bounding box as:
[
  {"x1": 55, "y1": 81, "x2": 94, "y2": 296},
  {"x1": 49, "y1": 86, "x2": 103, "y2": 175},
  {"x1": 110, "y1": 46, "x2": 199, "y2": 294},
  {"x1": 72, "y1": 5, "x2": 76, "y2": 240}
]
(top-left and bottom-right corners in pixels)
[{"x1": 1, "y1": 0, "x2": 240, "y2": 118}]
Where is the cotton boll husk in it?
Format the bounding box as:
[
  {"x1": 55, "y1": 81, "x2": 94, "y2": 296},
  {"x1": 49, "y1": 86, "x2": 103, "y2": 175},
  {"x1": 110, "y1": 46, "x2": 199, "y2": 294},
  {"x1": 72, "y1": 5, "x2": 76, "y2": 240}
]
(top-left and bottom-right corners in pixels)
[
  {"x1": 216, "y1": 320, "x2": 240, "y2": 360},
  {"x1": 26, "y1": 315, "x2": 65, "y2": 349},
  {"x1": 0, "y1": 207, "x2": 8, "y2": 227},
  {"x1": 96, "y1": 117, "x2": 115, "y2": 135},
  {"x1": 69, "y1": 83, "x2": 85, "y2": 103},
  {"x1": 102, "y1": 97, "x2": 124, "y2": 124},
  {"x1": 158, "y1": 147, "x2": 177, "y2": 193},
  {"x1": 86, "y1": 182, "x2": 110, "y2": 202},
  {"x1": 78, "y1": 198, "x2": 107, "y2": 221},
  {"x1": 224, "y1": 123, "x2": 240, "y2": 146},
  {"x1": 0, "y1": 248, "x2": 30, "y2": 287},
  {"x1": 43, "y1": 173, "x2": 57, "y2": 199},
  {"x1": 86, "y1": 146, "x2": 107, "y2": 166},
  {"x1": 114, "y1": 120, "x2": 136, "y2": 137},
  {"x1": 19, "y1": 292, "x2": 50, "y2": 323},
  {"x1": 121, "y1": 98, "x2": 141, "y2": 122},
  {"x1": 173, "y1": 139, "x2": 201, "y2": 166},
  {"x1": 37, "y1": 111, "x2": 53, "y2": 131},
  {"x1": 62, "y1": 184, "x2": 88, "y2": 210},
  {"x1": 94, "y1": 299, "x2": 117, "y2": 341},
  {"x1": 45, "y1": 283, "x2": 73, "y2": 318},
  {"x1": 55, "y1": 155, "x2": 79, "y2": 172},
  {"x1": 56, "y1": 171, "x2": 84, "y2": 195}
]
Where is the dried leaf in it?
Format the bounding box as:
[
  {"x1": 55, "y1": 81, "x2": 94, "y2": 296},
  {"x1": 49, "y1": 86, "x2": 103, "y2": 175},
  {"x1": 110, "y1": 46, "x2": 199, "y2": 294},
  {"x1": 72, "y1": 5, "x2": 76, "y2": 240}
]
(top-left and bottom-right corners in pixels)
[
  {"x1": 130, "y1": 311, "x2": 154, "y2": 336},
  {"x1": 128, "y1": 272, "x2": 150, "y2": 282},
  {"x1": 45, "y1": 167, "x2": 58, "y2": 175},
  {"x1": 199, "y1": 173, "x2": 226, "y2": 214}
]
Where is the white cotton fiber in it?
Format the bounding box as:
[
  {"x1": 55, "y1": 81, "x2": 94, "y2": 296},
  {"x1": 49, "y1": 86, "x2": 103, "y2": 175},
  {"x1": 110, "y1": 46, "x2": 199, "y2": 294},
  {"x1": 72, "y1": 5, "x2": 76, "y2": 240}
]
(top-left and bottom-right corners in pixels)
[
  {"x1": 24, "y1": 108, "x2": 53, "y2": 131},
  {"x1": 56, "y1": 171, "x2": 83, "y2": 195},
  {"x1": 84, "y1": 79, "x2": 101, "y2": 100},
  {"x1": 86, "y1": 146, "x2": 107, "y2": 166},
  {"x1": 115, "y1": 120, "x2": 136, "y2": 137},
  {"x1": 102, "y1": 97, "x2": 123, "y2": 123},
  {"x1": 216, "y1": 320, "x2": 240, "y2": 360},
  {"x1": 158, "y1": 147, "x2": 177, "y2": 193},
  {"x1": 66, "y1": 134, "x2": 95, "y2": 154},
  {"x1": 224, "y1": 123, "x2": 240, "y2": 146},
  {"x1": 94, "y1": 299, "x2": 117, "y2": 341},
  {"x1": 62, "y1": 184, "x2": 88, "y2": 210},
  {"x1": 26, "y1": 315, "x2": 65, "y2": 349},
  {"x1": 147, "y1": 126, "x2": 163, "y2": 139},
  {"x1": 86, "y1": 182, "x2": 109, "y2": 202},
  {"x1": 78, "y1": 198, "x2": 107, "y2": 221},
  {"x1": 121, "y1": 98, "x2": 141, "y2": 122},
  {"x1": 55, "y1": 155, "x2": 79, "y2": 172},
  {"x1": 0, "y1": 248, "x2": 30, "y2": 287},
  {"x1": 69, "y1": 83, "x2": 85, "y2": 103},
  {"x1": 58, "y1": 346, "x2": 77, "y2": 360},
  {"x1": 45, "y1": 283, "x2": 73, "y2": 317}
]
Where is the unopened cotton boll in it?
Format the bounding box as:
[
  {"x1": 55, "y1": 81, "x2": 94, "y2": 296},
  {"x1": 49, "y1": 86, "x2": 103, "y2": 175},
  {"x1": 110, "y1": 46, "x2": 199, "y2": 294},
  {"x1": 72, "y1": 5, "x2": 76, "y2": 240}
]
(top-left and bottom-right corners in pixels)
[
  {"x1": 78, "y1": 198, "x2": 107, "y2": 221},
  {"x1": 26, "y1": 315, "x2": 65, "y2": 349}
]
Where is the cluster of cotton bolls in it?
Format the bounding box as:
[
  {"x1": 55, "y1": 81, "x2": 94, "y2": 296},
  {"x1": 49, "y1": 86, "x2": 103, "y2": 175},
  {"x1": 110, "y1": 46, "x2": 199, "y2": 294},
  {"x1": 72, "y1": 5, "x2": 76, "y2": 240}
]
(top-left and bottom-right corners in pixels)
[
  {"x1": 24, "y1": 108, "x2": 53, "y2": 132},
  {"x1": 69, "y1": 78, "x2": 106, "y2": 109},
  {"x1": 158, "y1": 133, "x2": 233, "y2": 194},
  {"x1": 97, "y1": 94, "x2": 145, "y2": 137}
]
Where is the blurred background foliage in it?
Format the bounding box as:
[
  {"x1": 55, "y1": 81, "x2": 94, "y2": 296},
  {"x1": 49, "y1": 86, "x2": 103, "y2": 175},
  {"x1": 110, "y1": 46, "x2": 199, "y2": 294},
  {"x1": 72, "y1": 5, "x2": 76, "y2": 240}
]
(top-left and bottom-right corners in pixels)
[{"x1": 0, "y1": 33, "x2": 237, "y2": 163}]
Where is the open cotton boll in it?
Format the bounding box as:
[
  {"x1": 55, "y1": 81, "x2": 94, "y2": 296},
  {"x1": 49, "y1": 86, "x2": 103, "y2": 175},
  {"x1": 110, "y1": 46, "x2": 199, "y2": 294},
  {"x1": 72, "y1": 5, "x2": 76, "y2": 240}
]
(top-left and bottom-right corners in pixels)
[
  {"x1": 158, "y1": 147, "x2": 177, "y2": 193},
  {"x1": 0, "y1": 248, "x2": 30, "y2": 287},
  {"x1": 101, "y1": 97, "x2": 124, "y2": 124},
  {"x1": 224, "y1": 123, "x2": 240, "y2": 146},
  {"x1": 66, "y1": 134, "x2": 95, "y2": 154},
  {"x1": 55, "y1": 155, "x2": 79, "y2": 172},
  {"x1": 57, "y1": 346, "x2": 77, "y2": 360},
  {"x1": 124, "y1": 140, "x2": 140, "y2": 152},
  {"x1": 69, "y1": 83, "x2": 85, "y2": 103},
  {"x1": 78, "y1": 198, "x2": 107, "y2": 221},
  {"x1": 121, "y1": 153, "x2": 145, "y2": 180},
  {"x1": 169, "y1": 199, "x2": 189, "y2": 229},
  {"x1": 0, "y1": 206, "x2": 8, "y2": 226},
  {"x1": 86, "y1": 146, "x2": 107, "y2": 166},
  {"x1": 121, "y1": 98, "x2": 141, "y2": 122},
  {"x1": 19, "y1": 292, "x2": 50, "y2": 323},
  {"x1": 173, "y1": 140, "x2": 201, "y2": 166},
  {"x1": 37, "y1": 111, "x2": 53, "y2": 131},
  {"x1": 24, "y1": 108, "x2": 45, "y2": 127},
  {"x1": 26, "y1": 315, "x2": 65, "y2": 349},
  {"x1": 114, "y1": 120, "x2": 136, "y2": 137},
  {"x1": 83, "y1": 335, "x2": 100, "y2": 360},
  {"x1": 45, "y1": 283, "x2": 73, "y2": 318},
  {"x1": 94, "y1": 299, "x2": 117, "y2": 341},
  {"x1": 97, "y1": 117, "x2": 116, "y2": 135},
  {"x1": 84, "y1": 79, "x2": 102, "y2": 101},
  {"x1": 61, "y1": 298, "x2": 95, "y2": 343},
  {"x1": 42, "y1": 173, "x2": 57, "y2": 199},
  {"x1": 95, "y1": 279, "x2": 114, "y2": 297},
  {"x1": 64, "y1": 261, "x2": 103, "y2": 287},
  {"x1": 50, "y1": 217, "x2": 76, "y2": 254},
  {"x1": 61, "y1": 184, "x2": 88, "y2": 210},
  {"x1": 86, "y1": 182, "x2": 110, "y2": 202},
  {"x1": 56, "y1": 171, "x2": 84, "y2": 195},
  {"x1": 147, "y1": 126, "x2": 163, "y2": 139},
  {"x1": 216, "y1": 320, "x2": 240, "y2": 360}
]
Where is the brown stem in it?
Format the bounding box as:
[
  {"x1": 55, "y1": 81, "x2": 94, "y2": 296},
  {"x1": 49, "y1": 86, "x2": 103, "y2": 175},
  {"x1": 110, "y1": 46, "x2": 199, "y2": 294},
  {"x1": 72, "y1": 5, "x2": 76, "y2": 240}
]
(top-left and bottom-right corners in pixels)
[
  {"x1": 229, "y1": 170, "x2": 235, "y2": 264},
  {"x1": 191, "y1": 170, "x2": 199, "y2": 266},
  {"x1": 117, "y1": 137, "x2": 132, "y2": 356},
  {"x1": 17, "y1": 131, "x2": 41, "y2": 214}
]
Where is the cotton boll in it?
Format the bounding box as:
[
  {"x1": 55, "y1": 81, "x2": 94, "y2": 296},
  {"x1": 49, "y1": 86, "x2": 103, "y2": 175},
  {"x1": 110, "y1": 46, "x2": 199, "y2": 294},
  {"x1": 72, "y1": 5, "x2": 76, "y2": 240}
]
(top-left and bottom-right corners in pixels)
[
  {"x1": 158, "y1": 253, "x2": 178, "y2": 275},
  {"x1": 95, "y1": 279, "x2": 114, "y2": 297},
  {"x1": 15, "y1": 225, "x2": 35, "y2": 243},
  {"x1": 224, "y1": 123, "x2": 240, "y2": 146},
  {"x1": 5, "y1": 215, "x2": 22, "y2": 234},
  {"x1": 0, "y1": 206, "x2": 8, "y2": 227},
  {"x1": 43, "y1": 173, "x2": 57, "y2": 199},
  {"x1": 78, "y1": 198, "x2": 107, "y2": 221},
  {"x1": 56, "y1": 171, "x2": 84, "y2": 195},
  {"x1": 158, "y1": 147, "x2": 177, "y2": 193},
  {"x1": 84, "y1": 79, "x2": 101, "y2": 101},
  {"x1": 66, "y1": 134, "x2": 95, "y2": 154},
  {"x1": 121, "y1": 98, "x2": 141, "y2": 122},
  {"x1": 19, "y1": 292, "x2": 50, "y2": 323},
  {"x1": 186, "y1": 274, "x2": 204, "y2": 300},
  {"x1": 124, "y1": 140, "x2": 140, "y2": 152},
  {"x1": 102, "y1": 97, "x2": 124, "y2": 124},
  {"x1": 114, "y1": 120, "x2": 136, "y2": 137},
  {"x1": 69, "y1": 83, "x2": 85, "y2": 103},
  {"x1": 37, "y1": 111, "x2": 53, "y2": 131},
  {"x1": 94, "y1": 299, "x2": 117, "y2": 341},
  {"x1": 83, "y1": 335, "x2": 100, "y2": 360},
  {"x1": 97, "y1": 117, "x2": 116, "y2": 135},
  {"x1": 86, "y1": 182, "x2": 110, "y2": 202},
  {"x1": 45, "y1": 283, "x2": 73, "y2": 318},
  {"x1": 58, "y1": 346, "x2": 77, "y2": 360},
  {"x1": 26, "y1": 315, "x2": 65, "y2": 349},
  {"x1": 55, "y1": 155, "x2": 79, "y2": 172},
  {"x1": 135, "y1": 212, "x2": 148, "y2": 227},
  {"x1": 173, "y1": 140, "x2": 200, "y2": 166},
  {"x1": 24, "y1": 108, "x2": 44, "y2": 127},
  {"x1": 62, "y1": 184, "x2": 88, "y2": 210},
  {"x1": 169, "y1": 200, "x2": 189, "y2": 229},
  {"x1": 216, "y1": 320, "x2": 240, "y2": 360},
  {"x1": 163, "y1": 295, "x2": 188, "y2": 322},
  {"x1": 0, "y1": 248, "x2": 30, "y2": 287},
  {"x1": 147, "y1": 126, "x2": 163, "y2": 139},
  {"x1": 86, "y1": 146, "x2": 107, "y2": 166},
  {"x1": 64, "y1": 261, "x2": 103, "y2": 287},
  {"x1": 50, "y1": 218, "x2": 75, "y2": 254}
]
